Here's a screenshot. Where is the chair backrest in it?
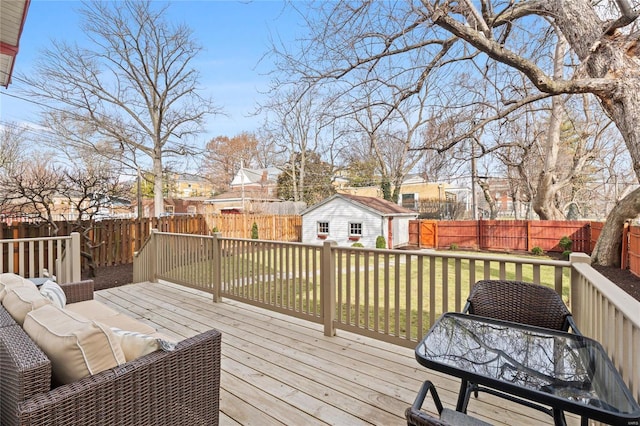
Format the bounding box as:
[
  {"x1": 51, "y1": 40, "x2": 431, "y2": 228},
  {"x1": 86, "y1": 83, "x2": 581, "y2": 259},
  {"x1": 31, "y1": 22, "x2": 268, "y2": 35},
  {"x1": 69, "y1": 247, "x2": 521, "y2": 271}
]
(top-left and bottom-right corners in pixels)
[
  {"x1": 466, "y1": 280, "x2": 571, "y2": 331},
  {"x1": 405, "y1": 407, "x2": 451, "y2": 426}
]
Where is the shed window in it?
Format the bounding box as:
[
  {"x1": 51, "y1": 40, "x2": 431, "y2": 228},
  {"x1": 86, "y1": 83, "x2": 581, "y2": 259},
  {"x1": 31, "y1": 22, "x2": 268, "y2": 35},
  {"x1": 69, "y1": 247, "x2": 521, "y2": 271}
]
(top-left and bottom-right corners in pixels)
[
  {"x1": 349, "y1": 222, "x2": 362, "y2": 236},
  {"x1": 317, "y1": 221, "x2": 329, "y2": 234}
]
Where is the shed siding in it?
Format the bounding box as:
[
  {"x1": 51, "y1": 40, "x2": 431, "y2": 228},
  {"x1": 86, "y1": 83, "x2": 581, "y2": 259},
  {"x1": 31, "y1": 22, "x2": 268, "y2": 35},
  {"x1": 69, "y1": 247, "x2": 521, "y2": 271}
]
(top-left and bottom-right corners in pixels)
[
  {"x1": 302, "y1": 198, "x2": 384, "y2": 247},
  {"x1": 392, "y1": 216, "x2": 412, "y2": 247}
]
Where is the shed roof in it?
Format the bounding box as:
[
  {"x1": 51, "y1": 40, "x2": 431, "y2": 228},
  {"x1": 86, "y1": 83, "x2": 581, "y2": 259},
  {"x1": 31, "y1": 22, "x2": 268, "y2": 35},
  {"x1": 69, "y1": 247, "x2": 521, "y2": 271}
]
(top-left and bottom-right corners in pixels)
[{"x1": 302, "y1": 194, "x2": 417, "y2": 217}]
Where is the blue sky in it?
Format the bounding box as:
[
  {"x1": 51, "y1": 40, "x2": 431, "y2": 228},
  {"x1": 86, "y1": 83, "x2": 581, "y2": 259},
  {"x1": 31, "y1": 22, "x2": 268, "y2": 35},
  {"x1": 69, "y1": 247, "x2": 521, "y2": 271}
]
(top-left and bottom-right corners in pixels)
[{"x1": 0, "y1": 0, "x2": 301, "y2": 140}]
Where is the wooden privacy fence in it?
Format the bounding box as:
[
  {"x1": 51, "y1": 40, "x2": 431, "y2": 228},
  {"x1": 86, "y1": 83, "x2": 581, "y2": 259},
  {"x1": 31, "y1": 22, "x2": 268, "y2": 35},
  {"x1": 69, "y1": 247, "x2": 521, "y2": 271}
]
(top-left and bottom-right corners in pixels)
[
  {"x1": 0, "y1": 215, "x2": 301, "y2": 269},
  {"x1": 409, "y1": 220, "x2": 592, "y2": 253},
  {"x1": 203, "y1": 214, "x2": 302, "y2": 242},
  {"x1": 627, "y1": 225, "x2": 640, "y2": 278},
  {"x1": 0, "y1": 216, "x2": 208, "y2": 269}
]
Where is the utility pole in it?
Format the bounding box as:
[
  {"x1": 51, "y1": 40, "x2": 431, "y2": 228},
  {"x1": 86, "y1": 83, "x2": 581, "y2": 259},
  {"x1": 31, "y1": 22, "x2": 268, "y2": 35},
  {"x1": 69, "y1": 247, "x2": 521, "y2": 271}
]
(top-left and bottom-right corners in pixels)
[
  {"x1": 137, "y1": 166, "x2": 142, "y2": 219},
  {"x1": 240, "y1": 159, "x2": 245, "y2": 212}
]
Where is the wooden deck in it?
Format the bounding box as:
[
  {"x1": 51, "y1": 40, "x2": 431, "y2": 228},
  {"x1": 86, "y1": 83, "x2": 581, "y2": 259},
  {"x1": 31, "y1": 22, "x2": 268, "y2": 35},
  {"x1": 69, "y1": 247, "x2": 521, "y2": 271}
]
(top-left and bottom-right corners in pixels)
[{"x1": 96, "y1": 281, "x2": 581, "y2": 425}]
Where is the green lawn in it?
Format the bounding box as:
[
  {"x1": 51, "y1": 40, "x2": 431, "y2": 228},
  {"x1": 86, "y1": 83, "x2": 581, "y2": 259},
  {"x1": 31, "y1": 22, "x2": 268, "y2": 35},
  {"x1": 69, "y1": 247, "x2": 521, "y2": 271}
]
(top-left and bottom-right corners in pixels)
[{"x1": 166, "y1": 246, "x2": 571, "y2": 340}]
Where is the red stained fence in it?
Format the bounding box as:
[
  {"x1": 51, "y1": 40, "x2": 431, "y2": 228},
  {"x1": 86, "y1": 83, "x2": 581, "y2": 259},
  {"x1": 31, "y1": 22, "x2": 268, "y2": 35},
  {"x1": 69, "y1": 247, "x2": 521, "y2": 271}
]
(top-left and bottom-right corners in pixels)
[
  {"x1": 628, "y1": 225, "x2": 640, "y2": 277},
  {"x1": 410, "y1": 220, "x2": 591, "y2": 253},
  {"x1": 410, "y1": 219, "x2": 640, "y2": 277}
]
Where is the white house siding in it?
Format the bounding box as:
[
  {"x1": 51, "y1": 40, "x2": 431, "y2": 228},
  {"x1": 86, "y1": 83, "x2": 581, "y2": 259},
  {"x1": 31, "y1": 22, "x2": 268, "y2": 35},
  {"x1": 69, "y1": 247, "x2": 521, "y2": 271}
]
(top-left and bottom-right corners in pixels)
[
  {"x1": 302, "y1": 198, "x2": 384, "y2": 247},
  {"x1": 391, "y1": 216, "x2": 411, "y2": 247}
]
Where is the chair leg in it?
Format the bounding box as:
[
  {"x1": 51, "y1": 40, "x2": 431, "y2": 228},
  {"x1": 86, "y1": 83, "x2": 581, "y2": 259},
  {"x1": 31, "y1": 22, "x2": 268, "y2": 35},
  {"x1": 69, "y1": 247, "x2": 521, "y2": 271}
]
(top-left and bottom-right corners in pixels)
[
  {"x1": 456, "y1": 379, "x2": 472, "y2": 413},
  {"x1": 552, "y1": 408, "x2": 567, "y2": 426}
]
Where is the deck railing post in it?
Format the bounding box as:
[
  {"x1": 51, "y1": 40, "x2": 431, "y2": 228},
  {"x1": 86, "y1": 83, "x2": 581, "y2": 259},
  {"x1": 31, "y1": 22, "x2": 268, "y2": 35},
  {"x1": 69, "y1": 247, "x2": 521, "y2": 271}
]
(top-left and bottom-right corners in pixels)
[
  {"x1": 569, "y1": 252, "x2": 590, "y2": 327},
  {"x1": 212, "y1": 232, "x2": 222, "y2": 302},
  {"x1": 322, "y1": 240, "x2": 337, "y2": 337},
  {"x1": 150, "y1": 229, "x2": 158, "y2": 283},
  {"x1": 69, "y1": 232, "x2": 81, "y2": 283}
]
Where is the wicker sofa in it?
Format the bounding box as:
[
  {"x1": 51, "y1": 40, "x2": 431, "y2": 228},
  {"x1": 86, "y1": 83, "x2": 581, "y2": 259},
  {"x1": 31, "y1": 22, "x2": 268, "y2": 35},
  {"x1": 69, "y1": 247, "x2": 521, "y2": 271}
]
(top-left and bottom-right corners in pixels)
[{"x1": 0, "y1": 278, "x2": 221, "y2": 426}]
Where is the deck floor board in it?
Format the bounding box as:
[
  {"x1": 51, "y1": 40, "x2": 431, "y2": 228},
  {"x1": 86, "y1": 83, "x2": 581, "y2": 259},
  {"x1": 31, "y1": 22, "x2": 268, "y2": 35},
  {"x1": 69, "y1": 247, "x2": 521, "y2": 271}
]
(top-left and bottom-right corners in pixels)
[{"x1": 96, "y1": 281, "x2": 580, "y2": 425}]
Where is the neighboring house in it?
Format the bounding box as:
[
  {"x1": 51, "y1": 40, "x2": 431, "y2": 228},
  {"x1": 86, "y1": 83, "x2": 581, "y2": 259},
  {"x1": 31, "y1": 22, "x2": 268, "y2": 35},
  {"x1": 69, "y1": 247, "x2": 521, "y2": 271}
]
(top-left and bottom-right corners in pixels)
[
  {"x1": 169, "y1": 173, "x2": 215, "y2": 198},
  {"x1": 301, "y1": 194, "x2": 418, "y2": 248},
  {"x1": 138, "y1": 198, "x2": 207, "y2": 218},
  {"x1": 335, "y1": 174, "x2": 451, "y2": 211},
  {"x1": 205, "y1": 167, "x2": 283, "y2": 214},
  {"x1": 203, "y1": 190, "x2": 282, "y2": 214},
  {"x1": 0, "y1": 0, "x2": 29, "y2": 88},
  {"x1": 397, "y1": 174, "x2": 449, "y2": 210}
]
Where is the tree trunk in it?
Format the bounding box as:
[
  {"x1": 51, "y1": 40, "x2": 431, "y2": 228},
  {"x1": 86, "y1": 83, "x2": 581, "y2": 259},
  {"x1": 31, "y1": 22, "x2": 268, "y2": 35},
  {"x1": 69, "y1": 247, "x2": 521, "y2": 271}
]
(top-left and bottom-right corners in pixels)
[
  {"x1": 592, "y1": 187, "x2": 640, "y2": 266},
  {"x1": 533, "y1": 37, "x2": 566, "y2": 221},
  {"x1": 153, "y1": 155, "x2": 164, "y2": 217},
  {"x1": 548, "y1": 0, "x2": 640, "y2": 263},
  {"x1": 477, "y1": 180, "x2": 497, "y2": 219},
  {"x1": 533, "y1": 171, "x2": 565, "y2": 220}
]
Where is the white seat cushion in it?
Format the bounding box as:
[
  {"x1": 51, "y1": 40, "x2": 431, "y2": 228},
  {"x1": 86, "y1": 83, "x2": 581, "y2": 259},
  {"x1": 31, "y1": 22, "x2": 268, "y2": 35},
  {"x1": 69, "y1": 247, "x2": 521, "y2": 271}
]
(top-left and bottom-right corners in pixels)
[
  {"x1": 66, "y1": 300, "x2": 157, "y2": 334},
  {"x1": 23, "y1": 304, "x2": 126, "y2": 384},
  {"x1": 0, "y1": 273, "x2": 37, "y2": 302},
  {"x1": 2, "y1": 285, "x2": 52, "y2": 325}
]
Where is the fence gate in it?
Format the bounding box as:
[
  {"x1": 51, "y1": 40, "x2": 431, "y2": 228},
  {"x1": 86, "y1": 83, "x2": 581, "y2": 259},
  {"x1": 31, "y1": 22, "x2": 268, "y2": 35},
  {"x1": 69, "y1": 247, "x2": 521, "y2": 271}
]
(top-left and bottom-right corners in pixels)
[{"x1": 420, "y1": 221, "x2": 437, "y2": 248}]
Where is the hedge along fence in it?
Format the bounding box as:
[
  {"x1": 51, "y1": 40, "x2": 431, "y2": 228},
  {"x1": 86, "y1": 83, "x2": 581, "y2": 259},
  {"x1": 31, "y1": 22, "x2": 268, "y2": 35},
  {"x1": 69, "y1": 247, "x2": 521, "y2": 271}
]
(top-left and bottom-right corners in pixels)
[{"x1": 410, "y1": 220, "x2": 592, "y2": 253}]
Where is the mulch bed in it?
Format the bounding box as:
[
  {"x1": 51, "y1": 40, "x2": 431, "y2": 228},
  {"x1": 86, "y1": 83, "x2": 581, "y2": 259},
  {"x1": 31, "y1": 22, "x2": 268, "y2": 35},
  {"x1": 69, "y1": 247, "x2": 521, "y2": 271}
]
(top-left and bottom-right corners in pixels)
[
  {"x1": 81, "y1": 263, "x2": 133, "y2": 291},
  {"x1": 83, "y1": 261, "x2": 640, "y2": 302},
  {"x1": 592, "y1": 264, "x2": 640, "y2": 302}
]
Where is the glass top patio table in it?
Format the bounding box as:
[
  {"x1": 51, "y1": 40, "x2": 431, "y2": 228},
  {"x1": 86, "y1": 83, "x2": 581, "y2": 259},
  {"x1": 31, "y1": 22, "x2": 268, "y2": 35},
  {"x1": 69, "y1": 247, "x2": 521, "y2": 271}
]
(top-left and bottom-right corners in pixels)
[{"x1": 415, "y1": 313, "x2": 640, "y2": 426}]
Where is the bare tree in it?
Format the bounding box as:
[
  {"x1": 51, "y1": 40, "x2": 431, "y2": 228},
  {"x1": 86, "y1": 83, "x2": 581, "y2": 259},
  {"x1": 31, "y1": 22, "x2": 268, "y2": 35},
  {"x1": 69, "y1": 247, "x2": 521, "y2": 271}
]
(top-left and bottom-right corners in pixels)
[
  {"x1": 0, "y1": 123, "x2": 25, "y2": 172},
  {"x1": 260, "y1": 85, "x2": 331, "y2": 203},
  {"x1": 20, "y1": 0, "x2": 220, "y2": 217},
  {"x1": 60, "y1": 165, "x2": 130, "y2": 276},
  {"x1": 0, "y1": 157, "x2": 65, "y2": 232},
  {"x1": 275, "y1": 0, "x2": 640, "y2": 266},
  {"x1": 201, "y1": 133, "x2": 263, "y2": 193}
]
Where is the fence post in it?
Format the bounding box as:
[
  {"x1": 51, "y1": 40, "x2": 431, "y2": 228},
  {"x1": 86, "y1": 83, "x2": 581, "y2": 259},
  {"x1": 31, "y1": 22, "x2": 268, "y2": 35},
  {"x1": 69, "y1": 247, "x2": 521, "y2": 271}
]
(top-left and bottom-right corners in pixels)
[
  {"x1": 211, "y1": 232, "x2": 222, "y2": 302},
  {"x1": 569, "y1": 252, "x2": 591, "y2": 326},
  {"x1": 322, "y1": 240, "x2": 337, "y2": 337},
  {"x1": 70, "y1": 232, "x2": 81, "y2": 283}
]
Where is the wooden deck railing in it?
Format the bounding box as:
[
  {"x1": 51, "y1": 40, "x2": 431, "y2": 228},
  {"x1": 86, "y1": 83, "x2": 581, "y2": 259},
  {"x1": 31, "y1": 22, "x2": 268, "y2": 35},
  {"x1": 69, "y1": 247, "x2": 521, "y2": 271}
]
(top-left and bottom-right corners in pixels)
[
  {"x1": 0, "y1": 232, "x2": 81, "y2": 283},
  {"x1": 134, "y1": 232, "x2": 572, "y2": 339},
  {"x1": 133, "y1": 231, "x2": 639, "y2": 402},
  {"x1": 570, "y1": 253, "x2": 640, "y2": 403}
]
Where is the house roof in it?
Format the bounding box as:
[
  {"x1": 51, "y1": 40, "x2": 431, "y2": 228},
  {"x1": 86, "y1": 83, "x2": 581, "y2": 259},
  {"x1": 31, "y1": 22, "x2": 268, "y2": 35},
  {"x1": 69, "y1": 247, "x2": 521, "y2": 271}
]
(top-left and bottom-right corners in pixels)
[
  {"x1": 0, "y1": 0, "x2": 30, "y2": 88},
  {"x1": 302, "y1": 194, "x2": 417, "y2": 217},
  {"x1": 230, "y1": 167, "x2": 281, "y2": 186},
  {"x1": 205, "y1": 189, "x2": 280, "y2": 203}
]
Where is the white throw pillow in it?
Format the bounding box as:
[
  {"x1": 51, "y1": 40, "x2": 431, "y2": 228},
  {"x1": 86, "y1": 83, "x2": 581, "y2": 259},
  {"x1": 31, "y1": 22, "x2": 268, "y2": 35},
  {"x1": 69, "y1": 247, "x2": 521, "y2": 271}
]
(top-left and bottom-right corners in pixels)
[
  {"x1": 39, "y1": 280, "x2": 67, "y2": 309},
  {"x1": 23, "y1": 305, "x2": 126, "y2": 384},
  {"x1": 109, "y1": 327, "x2": 177, "y2": 362}
]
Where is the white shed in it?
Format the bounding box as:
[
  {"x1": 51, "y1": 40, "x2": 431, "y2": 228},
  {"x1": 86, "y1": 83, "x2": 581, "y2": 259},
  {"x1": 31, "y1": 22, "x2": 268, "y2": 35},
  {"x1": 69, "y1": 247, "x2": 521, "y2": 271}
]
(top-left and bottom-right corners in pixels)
[{"x1": 301, "y1": 194, "x2": 418, "y2": 248}]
